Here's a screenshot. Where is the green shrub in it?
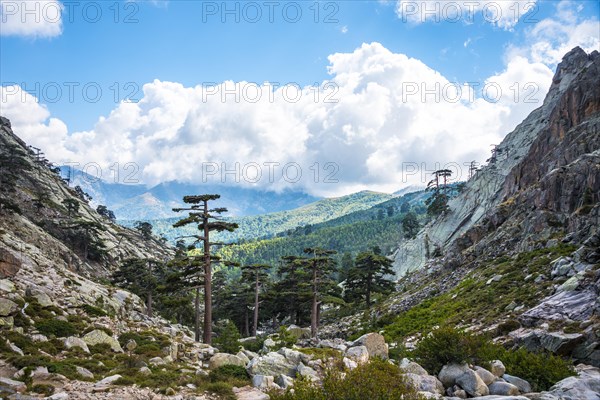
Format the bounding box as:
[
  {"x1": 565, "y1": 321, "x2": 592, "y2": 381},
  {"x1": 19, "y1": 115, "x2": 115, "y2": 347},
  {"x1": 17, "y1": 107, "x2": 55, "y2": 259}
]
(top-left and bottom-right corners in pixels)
[
  {"x1": 213, "y1": 320, "x2": 241, "y2": 354},
  {"x1": 88, "y1": 343, "x2": 113, "y2": 354},
  {"x1": 496, "y1": 320, "x2": 521, "y2": 336},
  {"x1": 241, "y1": 335, "x2": 265, "y2": 353},
  {"x1": 31, "y1": 384, "x2": 54, "y2": 396},
  {"x1": 204, "y1": 381, "x2": 236, "y2": 400},
  {"x1": 298, "y1": 347, "x2": 342, "y2": 361},
  {"x1": 81, "y1": 304, "x2": 108, "y2": 317},
  {"x1": 269, "y1": 358, "x2": 421, "y2": 400},
  {"x1": 34, "y1": 319, "x2": 76, "y2": 337},
  {"x1": 209, "y1": 364, "x2": 249, "y2": 385},
  {"x1": 485, "y1": 347, "x2": 575, "y2": 391},
  {"x1": 412, "y1": 326, "x2": 488, "y2": 374}
]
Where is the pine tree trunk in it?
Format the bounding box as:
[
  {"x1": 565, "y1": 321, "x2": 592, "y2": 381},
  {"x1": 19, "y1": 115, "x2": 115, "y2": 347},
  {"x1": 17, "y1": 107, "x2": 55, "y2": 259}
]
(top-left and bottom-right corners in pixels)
[
  {"x1": 194, "y1": 286, "x2": 200, "y2": 342},
  {"x1": 244, "y1": 308, "x2": 249, "y2": 337},
  {"x1": 203, "y1": 200, "x2": 212, "y2": 345},
  {"x1": 311, "y1": 266, "x2": 318, "y2": 338},
  {"x1": 366, "y1": 272, "x2": 372, "y2": 309},
  {"x1": 253, "y1": 272, "x2": 259, "y2": 337},
  {"x1": 146, "y1": 291, "x2": 153, "y2": 317}
]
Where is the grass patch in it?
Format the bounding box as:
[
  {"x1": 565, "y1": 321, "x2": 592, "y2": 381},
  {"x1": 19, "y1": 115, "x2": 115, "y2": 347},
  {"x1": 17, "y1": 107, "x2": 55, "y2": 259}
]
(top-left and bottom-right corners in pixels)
[
  {"x1": 35, "y1": 319, "x2": 77, "y2": 337},
  {"x1": 298, "y1": 347, "x2": 343, "y2": 361}
]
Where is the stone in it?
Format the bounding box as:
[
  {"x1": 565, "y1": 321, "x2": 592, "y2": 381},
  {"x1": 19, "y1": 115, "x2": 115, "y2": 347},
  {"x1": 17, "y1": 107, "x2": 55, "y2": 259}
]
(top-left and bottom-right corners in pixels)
[
  {"x1": 0, "y1": 279, "x2": 16, "y2": 292},
  {"x1": 25, "y1": 287, "x2": 54, "y2": 307},
  {"x1": 487, "y1": 275, "x2": 503, "y2": 285},
  {"x1": 345, "y1": 345, "x2": 369, "y2": 364},
  {"x1": 539, "y1": 332, "x2": 585, "y2": 355},
  {"x1": 149, "y1": 357, "x2": 165, "y2": 366},
  {"x1": 31, "y1": 334, "x2": 48, "y2": 342},
  {"x1": 8, "y1": 342, "x2": 24, "y2": 356},
  {"x1": 209, "y1": 353, "x2": 246, "y2": 369},
  {"x1": 0, "y1": 316, "x2": 14, "y2": 328},
  {"x1": 503, "y1": 374, "x2": 532, "y2": 393},
  {"x1": 237, "y1": 351, "x2": 250, "y2": 364},
  {"x1": 247, "y1": 352, "x2": 297, "y2": 377},
  {"x1": 0, "y1": 298, "x2": 17, "y2": 316},
  {"x1": 489, "y1": 381, "x2": 520, "y2": 395},
  {"x1": 350, "y1": 332, "x2": 388, "y2": 359},
  {"x1": 0, "y1": 377, "x2": 26, "y2": 393},
  {"x1": 297, "y1": 363, "x2": 319, "y2": 381},
  {"x1": 278, "y1": 347, "x2": 309, "y2": 365},
  {"x1": 83, "y1": 330, "x2": 123, "y2": 352},
  {"x1": 404, "y1": 373, "x2": 445, "y2": 395},
  {"x1": 95, "y1": 374, "x2": 122, "y2": 386},
  {"x1": 139, "y1": 366, "x2": 152, "y2": 376},
  {"x1": 343, "y1": 357, "x2": 357, "y2": 370},
  {"x1": 559, "y1": 276, "x2": 581, "y2": 292},
  {"x1": 232, "y1": 385, "x2": 270, "y2": 400},
  {"x1": 455, "y1": 369, "x2": 489, "y2": 397},
  {"x1": 48, "y1": 393, "x2": 69, "y2": 400},
  {"x1": 276, "y1": 374, "x2": 294, "y2": 389},
  {"x1": 474, "y1": 366, "x2": 496, "y2": 385},
  {"x1": 490, "y1": 360, "x2": 506, "y2": 377},
  {"x1": 76, "y1": 366, "x2": 94, "y2": 379},
  {"x1": 64, "y1": 336, "x2": 90, "y2": 353},
  {"x1": 543, "y1": 364, "x2": 600, "y2": 400},
  {"x1": 400, "y1": 358, "x2": 429, "y2": 376},
  {"x1": 438, "y1": 363, "x2": 471, "y2": 388},
  {"x1": 252, "y1": 374, "x2": 275, "y2": 390},
  {"x1": 286, "y1": 324, "x2": 311, "y2": 340}
]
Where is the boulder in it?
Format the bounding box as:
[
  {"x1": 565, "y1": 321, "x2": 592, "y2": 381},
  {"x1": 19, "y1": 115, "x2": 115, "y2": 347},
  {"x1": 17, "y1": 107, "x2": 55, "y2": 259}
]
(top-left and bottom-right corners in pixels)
[
  {"x1": 237, "y1": 351, "x2": 250, "y2": 364},
  {"x1": 0, "y1": 316, "x2": 13, "y2": 328},
  {"x1": 438, "y1": 363, "x2": 471, "y2": 388},
  {"x1": 286, "y1": 324, "x2": 311, "y2": 340},
  {"x1": 404, "y1": 373, "x2": 445, "y2": 395},
  {"x1": 544, "y1": 364, "x2": 600, "y2": 400},
  {"x1": 0, "y1": 377, "x2": 26, "y2": 393},
  {"x1": 278, "y1": 347, "x2": 309, "y2": 365},
  {"x1": 0, "y1": 298, "x2": 17, "y2": 316},
  {"x1": 400, "y1": 358, "x2": 429, "y2": 376},
  {"x1": 95, "y1": 374, "x2": 121, "y2": 386},
  {"x1": 26, "y1": 287, "x2": 54, "y2": 307},
  {"x1": 139, "y1": 367, "x2": 152, "y2": 376},
  {"x1": 76, "y1": 366, "x2": 94, "y2": 379},
  {"x1": 490, "y1": 360, "x2": 506, "y2": 377},
  {"x1": 64, "y1": 336, "x2": 90, "y2": 353},
  {"x1": 252, "y1": 374, "x2": 276, "y2": 390},
  {"x1": 345, "y1": 345, "x2": 369, "y2": 364},
  {"x1": 343, "y1": 357, "x2": 357, "y2": 370},
  {"x1": 247, "y1": 352, "x2": 297, "y2": 377},
  {"x1": 209, "y1": 353, "x2": 247, "y2": 369},
  {"x1": 474, "y1": 366, "x2": 496, "y2": 385},
  {"x1": 297, "y1": 363, "x2": 319, "y2": 381},
  {"x1": 350, "y1": 332, "x2": 388, "y2": 359},
  {"x1": 489, "y1": 381, "x2": 520, "y2": 395},
  {"x1": 149, "y1": 357, "x2": 165, "y2": 366},
  {"x1": 539, "y1": 332, "x2": 585, "y2": 355},
  {"x1": 232, "y1": 386, "x2": 270, "y2": 400},
  {"x1": 276, "y1": 374, "x2": 295, "y2": 389},
  {"x1": 0, "y1": 279, "x2": 16, "y2": 293},
  {"x1": 503, "y1": 374, "x2": 532, "y2": 393},
  {"x1": 83, "y1": 330, "x2": 123, "y2": 352},
  {"x1": 456, "y1": 369, "x2": 489, "y2": 397}
]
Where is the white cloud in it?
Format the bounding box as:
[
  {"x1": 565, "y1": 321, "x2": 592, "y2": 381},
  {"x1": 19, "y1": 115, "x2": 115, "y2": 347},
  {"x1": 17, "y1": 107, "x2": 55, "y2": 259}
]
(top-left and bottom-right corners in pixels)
[
  {"x1": 0, "y1": 0, "x2": 63, "y2": 38},
  {"x1": 506, "y1": 0, "x2": 599, "y2": 66},
  {"x1": 0, "y1": 43, "x2": 558, "y2": 196},
  {"x1": 395, "y1": 0, "x2": 538, "y2": 30}
]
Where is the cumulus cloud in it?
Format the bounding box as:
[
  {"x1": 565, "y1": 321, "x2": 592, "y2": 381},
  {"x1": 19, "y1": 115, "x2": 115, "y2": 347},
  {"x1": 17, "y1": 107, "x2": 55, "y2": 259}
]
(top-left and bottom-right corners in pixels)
[
  {"x1": 506, "y1": 0, "x2": 599, "y2": 65},
  {"x1": 0, "y1": 0, "x2": 63, "y2": 38},
  {"x1": 1, "y1": 42, "x2": 556, "y2": 196},
  {"x1": 395, "y1": 0, "x2": 538, "y2": 30}
]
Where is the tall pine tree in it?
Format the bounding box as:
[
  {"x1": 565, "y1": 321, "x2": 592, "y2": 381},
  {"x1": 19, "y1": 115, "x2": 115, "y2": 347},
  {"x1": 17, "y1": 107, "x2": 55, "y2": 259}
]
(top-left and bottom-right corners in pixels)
[{"x1": 172, "y1": 194, "x2": 239, "y2": 344}]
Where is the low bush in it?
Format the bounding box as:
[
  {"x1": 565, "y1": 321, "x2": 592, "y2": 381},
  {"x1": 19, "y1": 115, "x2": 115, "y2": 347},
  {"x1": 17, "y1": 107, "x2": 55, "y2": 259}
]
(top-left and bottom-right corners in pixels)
[
  {"x1": 209, "y1": 364, "x2": 249, "y2": 386},
  {"x1": 269, "y1": 358, "x2": 421, "y2": 400},
  {"x1": 34, "y1": 319, "x2": 76, "y2": 337},
  {"x1": 412, "y1": 326, "x2": 488, "y2": 374},
  {"x1": 213, "y1": 320, "x2": 241, "y2": 354}
]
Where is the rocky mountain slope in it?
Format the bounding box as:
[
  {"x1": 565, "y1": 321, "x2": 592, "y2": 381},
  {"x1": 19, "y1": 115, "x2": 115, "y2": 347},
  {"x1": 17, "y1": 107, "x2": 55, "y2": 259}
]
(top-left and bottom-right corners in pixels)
[
  {"x1": 392, "y1": 47, "x2": 599, "y2": 276},
  {"x1": 320, "y1": 47, "x2": 600, "y2": 369}
]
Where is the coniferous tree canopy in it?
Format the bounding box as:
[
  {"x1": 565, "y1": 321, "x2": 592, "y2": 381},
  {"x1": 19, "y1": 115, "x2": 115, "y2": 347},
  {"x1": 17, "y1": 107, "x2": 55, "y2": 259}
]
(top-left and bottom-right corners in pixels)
[{"x1": 345, "y1": 251, "x2": 395, "y2": 309}]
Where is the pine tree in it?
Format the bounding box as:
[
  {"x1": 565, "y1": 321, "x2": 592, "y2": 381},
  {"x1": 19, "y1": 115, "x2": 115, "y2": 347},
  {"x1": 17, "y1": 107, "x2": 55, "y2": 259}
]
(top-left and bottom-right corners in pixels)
[
  {"x1": 172, "y1": 194, "x2": 239, "y2": 344},
  {"x1": 303, "y1": 247, "x2": 337, "y2": 338},
  {"x1": 402, "y1": 211, "x2": 420, "y2": 239},
  {"x1": 112, "y1": 258, "x2": 164, "y2": 317},
  {"x1": 345, "y1": 251, "x2": 395, "y2": 309},
  {"x1": 242, "y1": 264, "x2": 270, "y2": 336}
]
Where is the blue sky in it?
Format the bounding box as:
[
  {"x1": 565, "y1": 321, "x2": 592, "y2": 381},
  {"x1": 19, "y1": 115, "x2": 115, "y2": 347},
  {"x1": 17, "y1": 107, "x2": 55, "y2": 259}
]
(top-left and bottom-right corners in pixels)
[{"x1": 1, "y1": 0, "x2": 599, "y2": 195}]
